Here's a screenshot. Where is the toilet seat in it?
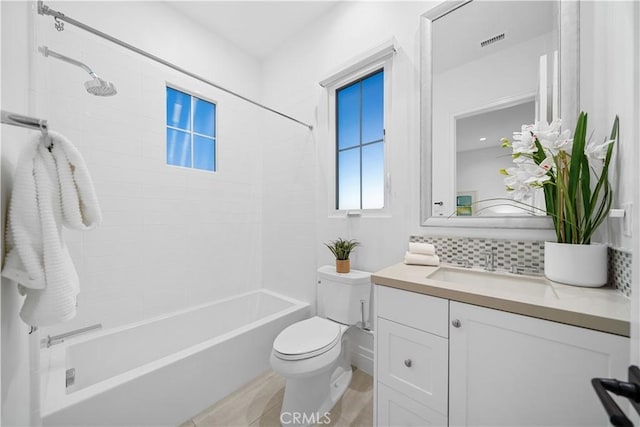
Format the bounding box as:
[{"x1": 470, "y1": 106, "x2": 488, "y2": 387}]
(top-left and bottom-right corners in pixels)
[{"x1": 273, "y1": 317, "x2": 341, "y2": 361}]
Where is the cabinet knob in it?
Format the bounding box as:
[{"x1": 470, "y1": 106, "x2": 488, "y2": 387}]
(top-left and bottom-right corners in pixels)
[
  {"x1": 404, "y1": 359, "x2": 412, "y2": 368},
  {"x1": 452, "y1": 319, "x2": 462, "y2": 328}
]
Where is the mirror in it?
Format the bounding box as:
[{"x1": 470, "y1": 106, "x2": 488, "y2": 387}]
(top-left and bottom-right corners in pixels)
[{"x1": 421, "y1": 0, "x2": 579, "y2": 228}]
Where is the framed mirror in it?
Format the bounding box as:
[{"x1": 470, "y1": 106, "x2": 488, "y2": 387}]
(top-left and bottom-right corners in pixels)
[{"x1": 420, "y1": 0, "x2": 579, "y2": 228}]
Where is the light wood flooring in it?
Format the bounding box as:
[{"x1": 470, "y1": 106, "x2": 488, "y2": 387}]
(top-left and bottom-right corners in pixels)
[{"x1": 180, "y1": 368, "x2": 373, "y2": 427}]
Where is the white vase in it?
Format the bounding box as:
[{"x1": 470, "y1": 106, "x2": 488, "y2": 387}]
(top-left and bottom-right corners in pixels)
[{"x1": 544, "y1": 242, "x2": 608, "y2": 287}]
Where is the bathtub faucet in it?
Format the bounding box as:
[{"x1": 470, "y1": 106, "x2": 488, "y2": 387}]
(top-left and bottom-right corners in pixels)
[{"x1": 41, "y1": 323, "x2": 103, "y2": 348}]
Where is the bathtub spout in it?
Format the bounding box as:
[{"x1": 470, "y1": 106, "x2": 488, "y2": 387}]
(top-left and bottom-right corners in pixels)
[{"x1": 41, "y1": 323, "x2": 102, "y2": 348}]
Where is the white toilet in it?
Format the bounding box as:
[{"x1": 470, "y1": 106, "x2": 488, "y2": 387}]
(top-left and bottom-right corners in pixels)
[{"x1": 270, "y1": 266, "x2": 371, "y2": 426}]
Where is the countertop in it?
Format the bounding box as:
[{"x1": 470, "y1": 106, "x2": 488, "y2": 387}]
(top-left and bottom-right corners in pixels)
[{"x1": 372, "y1": 263, "x2": 630, "y2": 337}]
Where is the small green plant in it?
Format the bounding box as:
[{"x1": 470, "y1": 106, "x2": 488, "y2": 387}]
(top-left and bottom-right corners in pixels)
[{"x1": 324, "y1": 238, "x2": 360, "y2": 260}]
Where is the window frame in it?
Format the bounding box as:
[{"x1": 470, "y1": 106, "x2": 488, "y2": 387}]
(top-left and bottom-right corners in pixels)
[
  {"x1": 165, "y1": 83, "x2": 218, "y2": 173},
  {"x1": 326, "y1": 56, "x2": 392, "y2": 217}
]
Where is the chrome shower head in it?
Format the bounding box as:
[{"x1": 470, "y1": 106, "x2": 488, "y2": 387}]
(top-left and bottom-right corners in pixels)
[
  {"x1": 39, "y1": 46, "x2": 118, "y2": 97},
  {"x1": 84, "y1": 77, "x2": 117, "y2": 97}
]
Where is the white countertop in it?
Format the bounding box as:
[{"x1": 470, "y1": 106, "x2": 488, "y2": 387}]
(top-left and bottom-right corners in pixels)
[{"x1": 372, "y1": 263, "x2": 630, "y2": 337}]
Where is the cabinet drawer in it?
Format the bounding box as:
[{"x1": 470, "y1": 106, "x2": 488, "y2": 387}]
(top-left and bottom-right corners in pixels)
[
  {"x1": 377, "y1": 382, "x2": 448, "y2": 427},
  {"x1": 377, "y1": 285, "x2": 449, "y2": 337},
  {"x1": 377, "y1": 318, "x2": 448, "y2": 414}
]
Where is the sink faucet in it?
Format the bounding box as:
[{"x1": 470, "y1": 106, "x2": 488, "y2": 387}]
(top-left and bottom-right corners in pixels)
[
  {"x1": 480, "y1": 251, "x2": 496, "y2": 271},
  {"x1": 451, "y1": 258, "x2": 471, "y2": 268}
]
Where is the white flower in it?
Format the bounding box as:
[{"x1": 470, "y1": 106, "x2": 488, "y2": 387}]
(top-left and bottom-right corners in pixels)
[
  {"x1": 503, "y1": 156, "x2": 553, "y2": 201},
  {"x1": 505, "y1": 179, "x2": 533, "y2": 201},
  {"x1": 504, "y1": 166, "x2": 534, "y2": 201},
  {"x1": 540, "y1": 129, "x2": 573, "y2": 156},
  {"x1": 511, "y1": 125, "x2": 538, "y2": 155},
  {"x1": 510, "y1": 160, "x2": 552, "y2": 186},
  {"x1": 585, "y1": 138, "x2": 614, "y2": 161}
]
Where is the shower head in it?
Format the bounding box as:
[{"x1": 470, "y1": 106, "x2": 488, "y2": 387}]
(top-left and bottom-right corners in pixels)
[
  {"x1": 84, "y1": 77, "x2": 117, "y2": 97},
  {"x1": 39, "y1": 46, "x2": 117, "y2": 97}
]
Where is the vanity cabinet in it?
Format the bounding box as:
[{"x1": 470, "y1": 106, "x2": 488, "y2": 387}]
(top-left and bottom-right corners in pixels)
[
  {"x1": 374, "y1": 285, "x2": 630, "y2": 427},
  {"x1": 375, "y1": 285, "x2": 449, "y2": 426}
]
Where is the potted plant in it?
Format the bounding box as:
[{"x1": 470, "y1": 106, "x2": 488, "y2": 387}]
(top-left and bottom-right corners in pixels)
[
  {"x1": 500, "y1": 112, "x2": 619, "y2": 287},
  {"x1": 324, "y1": 238, "x2": 360, "y2": 273}
]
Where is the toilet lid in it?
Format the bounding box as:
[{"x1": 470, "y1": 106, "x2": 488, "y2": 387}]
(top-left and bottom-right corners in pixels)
[{"x1": 273, "y1": 317, "x2": 340, "y2": 360}]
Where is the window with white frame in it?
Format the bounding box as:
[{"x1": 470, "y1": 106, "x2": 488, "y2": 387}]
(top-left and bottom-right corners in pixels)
[
  {"x1": 166, "y1": 86, "x2": 216, "y2": 171},
  {"x1": 335, "y1": 69, "x2": 385, "y2": 210}
]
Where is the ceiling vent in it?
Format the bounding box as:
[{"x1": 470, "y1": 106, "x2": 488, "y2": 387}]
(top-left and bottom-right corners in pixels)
[{"x1": 480, "y1": 33, "x2": 505, "y2": 48}]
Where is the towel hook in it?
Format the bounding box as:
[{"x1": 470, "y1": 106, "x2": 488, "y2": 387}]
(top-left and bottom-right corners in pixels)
[
  {"x1": 39, "y1": 119, "x2": 48, "y2": 136},
  {"x1": 54, "y1": 16, "x2": 64, "y2": 32}
]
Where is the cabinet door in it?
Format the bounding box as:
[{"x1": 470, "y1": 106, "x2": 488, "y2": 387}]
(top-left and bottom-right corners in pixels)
[
  {"x1": 449, "y1": 301, "x2": 629, "y2": 427},
  {"x1": 377, "y1": 383, "x2": 448, "y2": 427},
  {"x1": 377, "y1": 318, "x2": 448, "y2": 415}
]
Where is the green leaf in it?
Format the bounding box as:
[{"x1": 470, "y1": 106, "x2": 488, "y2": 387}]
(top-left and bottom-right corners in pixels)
[{"x1": 324, "y1": 238, "x2": 360, "y2": 260}]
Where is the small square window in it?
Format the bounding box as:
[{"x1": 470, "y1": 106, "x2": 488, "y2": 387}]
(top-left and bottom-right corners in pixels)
[{"x1": 166, "y1": 86, "x2": 216, "y2": 171}]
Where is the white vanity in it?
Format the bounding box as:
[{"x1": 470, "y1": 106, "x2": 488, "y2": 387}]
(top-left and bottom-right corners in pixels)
[{"x1": 372, "y1": 263, "x2": 630, "y2": 427}]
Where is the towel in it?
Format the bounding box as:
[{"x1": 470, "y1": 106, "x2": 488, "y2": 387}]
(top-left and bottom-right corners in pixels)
[
  {"x1": 404, "y1": 251, "x2": 440, "y2": 266},
  {"x1": 408, "y1": 242, "x2": 436, "y2": 256},
  {"x1": 2, "y1": 131, "x2": 101, "y2": 327}
]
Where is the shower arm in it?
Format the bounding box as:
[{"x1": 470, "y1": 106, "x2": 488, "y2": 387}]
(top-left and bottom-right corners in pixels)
[{"x1": 38, "y1": 46, "x2": 98, "y2": 78}]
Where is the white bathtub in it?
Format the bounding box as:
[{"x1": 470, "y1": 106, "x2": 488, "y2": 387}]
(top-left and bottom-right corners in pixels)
[{"x1": 40, "y1": 289, "x2": 310, "y2": 426}]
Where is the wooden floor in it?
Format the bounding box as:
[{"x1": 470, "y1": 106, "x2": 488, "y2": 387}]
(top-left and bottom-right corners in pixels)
[{"x1": 180, "y1": 368, "x2": 373, "y2": 427}]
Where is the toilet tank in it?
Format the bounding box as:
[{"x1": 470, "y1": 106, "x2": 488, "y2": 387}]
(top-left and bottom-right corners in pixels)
[{"x1": 317, "y1": 265, "x2": 371, "y2": 325}]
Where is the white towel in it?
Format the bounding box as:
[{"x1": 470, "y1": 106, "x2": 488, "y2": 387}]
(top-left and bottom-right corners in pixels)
[
  {"x1": 2, "y1": 131, "x2": 101, "y2": 327},
  {"x1": 404, "y1": 252, "x2": 440, "y2": 266},
  {"x1": 408, "y1": 242, "x2": 436, "y2": 256}
]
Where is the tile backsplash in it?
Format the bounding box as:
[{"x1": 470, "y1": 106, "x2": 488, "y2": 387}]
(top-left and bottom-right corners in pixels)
[
  {"x1": 608, "y1": 247, "x2": 632, "y2": 297},
  {"x1": 410, "y1": 236, "x2": 632, "y2": 297}
]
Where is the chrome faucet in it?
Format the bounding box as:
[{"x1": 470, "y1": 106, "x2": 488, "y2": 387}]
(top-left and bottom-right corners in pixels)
[
  {"x1": 480, "y1": 251, "x2": 496, "y2": 271},
  {"x1": 451, "y1": 258, "x2": 471, "y2": 268}
]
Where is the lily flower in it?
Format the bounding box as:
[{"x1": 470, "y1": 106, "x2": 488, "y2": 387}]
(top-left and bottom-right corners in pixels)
[
  {"x1": 511, "y1": 126, "x2": 538, "y2": 155},
  {"x1": 585, "y1": 137, "x2": 614, "y2": 162},
  {"x1": 540, "y1": 129, "x2": 573, "y2": 155}
]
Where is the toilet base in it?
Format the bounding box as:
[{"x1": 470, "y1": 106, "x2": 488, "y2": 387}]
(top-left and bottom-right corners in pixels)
[
  {"x1": 279, "y1": 365, "x2": 352, "y2": 427},
  {"x1": 277, "y1": 336, "x2": 352, "y2": 427}
]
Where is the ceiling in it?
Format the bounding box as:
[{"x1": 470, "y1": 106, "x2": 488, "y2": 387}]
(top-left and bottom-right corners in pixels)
[
  {"x1": 456, "y1": 100, "x2": 536, "y2": 152},
  {"x1": 432, "y1": 1, "x2": 558, "y2": 74},
  {"x1": 164, "y1": 1, "x2": 340, "y2": 59}
]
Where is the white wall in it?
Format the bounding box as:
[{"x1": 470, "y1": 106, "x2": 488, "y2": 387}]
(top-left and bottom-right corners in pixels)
[
  {"x1": 579, "y1": 0, "x2": 640, "y2": 382},
  {"x1": 261, "y1": 2, "x2": 433, "y2": 298},
  {"x1": 7, "y1": 1, "x2": 268, "y2": 337},
  {"x1": 1, "y1": 3, "x2": 41, "y2": 425},
  {"x1": 580, "y1": 1, "x2": 638, "y2": 253}
]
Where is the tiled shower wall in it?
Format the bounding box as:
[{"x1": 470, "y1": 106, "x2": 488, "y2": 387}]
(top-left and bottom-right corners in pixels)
[
  {"x1": 34, "y1": 3, "x2": 266, "y2": 336},
  {"x1": 410, "y1": 236, "x2": 632, "y2": 297}
]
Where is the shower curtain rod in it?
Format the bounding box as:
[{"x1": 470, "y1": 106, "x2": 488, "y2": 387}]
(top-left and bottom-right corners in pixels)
[
  {"x1": 36, "y1": 1, "x2": 314, "y2": 131},
  {"x1": 1, "y1": 110, "x2": 48, "y2": 133}
]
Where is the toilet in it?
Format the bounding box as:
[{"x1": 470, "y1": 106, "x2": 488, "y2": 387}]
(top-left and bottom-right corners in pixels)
[{"x1": 270, "y1": 266, "x2": 371, "y2": 426}]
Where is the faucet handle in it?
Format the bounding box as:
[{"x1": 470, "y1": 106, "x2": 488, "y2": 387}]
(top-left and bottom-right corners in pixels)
[
  {"x1": 451, "y1": 258, "x2": 471, "y2": 268},
  {"x1": 511, "y1": 265, "x2": 542, "y2": 275},
  {"x1": 479, "y1": 251, "x2": 496, "y2": 271}
]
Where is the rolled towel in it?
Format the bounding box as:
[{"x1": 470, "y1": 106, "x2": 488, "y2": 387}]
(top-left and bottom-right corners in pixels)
[
  {"x1": 408, "y1": 242, "x2": 436, "y2": 256},
  {"x1": 404, "y1": 252, "x2": 440, "y2": 266}
]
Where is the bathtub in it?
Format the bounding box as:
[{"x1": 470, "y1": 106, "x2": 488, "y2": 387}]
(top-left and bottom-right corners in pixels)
[{"x1": 40, "y1": 289, "x2": 310, "y2": 426}]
